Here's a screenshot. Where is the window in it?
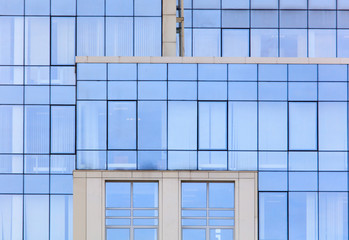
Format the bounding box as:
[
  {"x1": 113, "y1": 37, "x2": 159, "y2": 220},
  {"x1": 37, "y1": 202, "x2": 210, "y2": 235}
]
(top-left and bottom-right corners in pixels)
[
  {"x1": 106, "y1": 182, "x2": 159, "y2": 240},
  {"x1": 182, "y1": 182, "x2": 235, "y2": 240}
]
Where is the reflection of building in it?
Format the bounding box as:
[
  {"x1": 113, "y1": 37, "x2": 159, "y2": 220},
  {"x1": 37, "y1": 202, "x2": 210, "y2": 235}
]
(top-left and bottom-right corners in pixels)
[{"x1": 1, "y1": 0, "x2": 349, "y2": 240}]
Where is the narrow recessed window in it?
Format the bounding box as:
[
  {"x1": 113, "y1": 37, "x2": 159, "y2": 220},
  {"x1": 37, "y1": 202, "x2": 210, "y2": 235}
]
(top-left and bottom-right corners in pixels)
[
  {"x1": 106, "y1": 182, "x2": 159, "y2": 240},
  {"x1": 182, "y1": 182, "x2": 235, "y2": 240}
]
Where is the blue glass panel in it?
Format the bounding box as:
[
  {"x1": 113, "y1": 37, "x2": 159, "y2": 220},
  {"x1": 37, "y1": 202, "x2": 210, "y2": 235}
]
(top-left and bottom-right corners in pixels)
[
  {"x1": 51, "y1": 175, "x2": 73, "y2": 194},
  {"x1": 289, "y1": 65, "x2": 317, "y2": 81},
  {"x1": 289, "y1": 192, "x2": 318, "y2": 240},
  {"x1": 106, "y1": 17, "x2": 133, "y2": 56},
  {"x1": 338, "y1": 0, "x2": 349, "y2": 9},
  {"x1": 319, "y1": 172, "x2": 348, "y2": 191},
  {"x1": 309, "y1": 11, "x2": 336, "y2": 28},
  {"x1": 0, "y1": 0, "x2": 24, "y2": 15},
  {"x1": 51, "y1": 106, "x2": 75, "y2": 153},
  {"x1": 0, "y1": 17, "x2": 23, "y2": 65},
  {"x1": 168, "y1": 64, "x2": 197, "y2": 80},
  {"x1": 288, "y1": 82, "x2": 317, "y2": 101},
  {"x1": 0, "y1": 106, "x2": 23, "y2": 154},
  {"x1": 106, "y1": 0, "x2": 133, "y2": 16},
  {"x1": 108, "y1": 63, "x2": 137, "y2": 80},
  {"x1": 25, "y1": 155, "x2": 49, "y2": 173},
  {"x1": 51, "y1": 0, "x2": 76, "y2": 15},
  {"x1": 25, "y1": 106, "x2": 50, "y2": 154},
  {"x1": 319, "y1": 102, "x2": 347, "y2": 150},
  {"x1": 229, "y1": 151, "x2": 257, "y2": 170},
  {"x1": 51, "y1": 17, "x2": 75, "y2": 65},
  {"x1": 319, "y1": 83, "x2": 347, "y2": 101},
  {"x1": 259, "y1": 172, "x2": 287, "y2": 191},
  {"x1": 259, "y1": 152, "x2": 287, "y2": 171},
  {"x1": 168, "y1": 82, "x2": 197, "y2": 100},
  {"x1": 229, "y1": 82, "x2": 257, "y2": 100},
  {"x1": 193, "y1": 29, "x2": 221, "y2": 57},
  {"x1": 24, "y1": 175, "x2": 49, "y2": 194},
  {"x1": 138, "y1": 101, "x2": 167, "y2": 150},
  {"x1": 50, "y1": 195, "x2": 73, "y2": 240},
  {"x1": 0, "y1": 195, "x2": 23, "y2": 239},
  {"x1": 198, "y1": 82, "x2": 227, "y2": 100},
  {"x1": 259, "y1": 64, "x2": 287, "y2": 81},
  {"x1": 309, "y1": 30, "x2": 336, "y2": 57},
  {"x1": 0, "y1": 155, "x2": 23, "y2": 173},
  {"x1": 77, "y1": 81, "x2": 107, "y2": 100},
  {"x1": 138, "y1": 64, "x2": 167, "y2": 80},
  {"x1": 319, "y1": 193, "x2": 348, "y2": 240},
  {"x1": 279, "y1": 11, "x2": 307, "y2": 28},
  {"x1": 209, "y1": 183, "x2": 234, "y2": 208},
  {"x1": 198, "y1": 64, "x2": 227, "y2": 81},
  {"x1": 210, "y1": 229, "x2": 233, "y2": 240},
  {"x1": 280, "y1": 0, "x2": 307, "y2": 9},
  {"x1": 77, "y1": 0, "x2": 104, "y2": 15},
  {"x1": 107, "y1": 229, "x2": 130, "y2": 240},
  {"x1": 108, "y1": 81, "x2": 137, "y2": 100},
  {"x1": 318, "y1": 65, "x2": 347, "y2": 81},
  {"x1": 280, "y1": 29, "x2": 307, "y2": 57},
  {"x1": 108, "y1": 102, "x2": 136, "y2": 149},
  {"x1": 168, "y1": 151, "x2": 197, "y2": 170},
  {"x1": 319, "y1": 152, "x2": 348, "y2": 171},
  {"x1": 77, "y1": 151, "x2": 106, "y2": 169},
  {"x1": 251, "y1": 0, "x2": 278, "y2": 9},
  {"x1": 193, "y1": 10, "x2": 220, "y2": 28},
  {"x1": 24, "y1": 195, "x2": 49, "y2": 240},
  {"x1": 134, "y1": 17, "x2": 161, "y2": 56},
  {"x1": 198, "y1": 151, "x2": 227, "y2": 170},
  {"x1": 222, "y1": 0, "x2": 249, "y2": 9},
  {"x1": 183, "y1": 229, "x2": 206, "y2": 240},
  {"x1": 289, "y1": 152, "x2": 318, "y2": 171},
  {"x1": 133, "y1": 182, "x2": 158, "y2": 208},
  {"x1": 77, "y1": 17, "x2": 104, "y2": 56},
  {"x1": 77, "y1": 101, "x2": 106, "y2": 150},
  {"x1": 108, "y1": 151, "x2": 137, "y2": 170},
  {"x1": 228, "y1": 64, "x2": 257, "y2": 81},
  {"x1": 222, "y1": 29, "x2": 249, "y2": 57},
  {"x1": 338, "y1": 30, "x2": 349, "y2": 58},
  {"x1": 25, "y1": 86, "x2": 49, "y2": 104},
  {"x1": 138, "y1": 81, "x2": 167, "y2": 100},
  {"x1": 309, "y1": 0, "x2": 336, "y2": 9},
  {"x1": 51, "y1": 155, "x2": 75, "y2": 174},
  {"x1": 258, "y1": 82, "x2": 287, "y2": 100},
  {"x1": 251, "y1": 29, "x2": 278, "y2": 57},
  {"x1": 51, "y1": 67, "x2": 75, "y2": 85},
  {"x1": 138, "y1": 151, "x2": 167, "y2": 170},
  {"x1": 0, "y1": 175, "x2": 23, "y2": 193},
  {"x1": 289, "y1": 102, "x2": 317, "y2": 150},
  {"x1": 259, "y1": 102, "x2": 287, "y2": 150},
  {"x1": 25, "y1": 66, "x2": 49, "y2": 85},
  {"x1": 0, "y1": 66, "x2": 23, "y2": 85},
  {"x1": 51, "y1": 86, "x2": 76, "y2": 104},
  {"x1": 106, "y1": 182, "x2": 131, "y2": 208},
  {"x1": 135, "y1": 0, "x2": 161, "y2": 16},
  {"x1": 193, "y1": 0, "x2": 220, "y2": 8},
  {"x1": 25, "y1": 0, "x2": 49, "y2": 15},
  {"x1": 134, "y1": 229, "x2": 157, "y2": 240},
  {"x1": 228, "y1": 102, "x2": 257, "y2": 150},
  {"x1": 251, "y1": 10, "x2": 278, "y2": 28},
  {"x1": 0, "y1": 86, "x2": 23, "y2": 104},
  {"x1": 289, "y1": 172, "x2": 318, "y2": 191},
  {"x1": 25, "y1": 17, "x2": 50, "y2": 65},
  {"x1": 182, "y1": 183, "x2": 207, "y2": 208},
  {"x1": 259, "y1": 193, "x2": 287, "y2": 240},
  {"x1": 77, "y1": 63, "x2": 107, "y2": 80},
  {"x1": 168, "y1": 101, "x2": 197, "y2": 150},
  {"x1": 199, "y1": 102, "x2": 227, "y2": 150},
  {"x1": 222, "y1": 10, "x2": 250, "y2": 28}
]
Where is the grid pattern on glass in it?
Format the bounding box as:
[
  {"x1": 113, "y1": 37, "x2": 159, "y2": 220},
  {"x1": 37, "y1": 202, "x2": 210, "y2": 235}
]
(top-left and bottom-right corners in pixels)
[
  {"x1": 181, "y1": 182, "x2": 235, "y2": 240},
  {"x1": 179, "y1": 0, "x2": 349, "y2": 57},
  {"x1": 106, "y1": 182, "x2": 159, "y2": 240}
]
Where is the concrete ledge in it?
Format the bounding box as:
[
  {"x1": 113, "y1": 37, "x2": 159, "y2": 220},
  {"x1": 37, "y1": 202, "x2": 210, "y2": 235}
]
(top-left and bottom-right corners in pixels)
[{"x1": 76, "y1": 56, "x2": 349, "y2": 64}]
